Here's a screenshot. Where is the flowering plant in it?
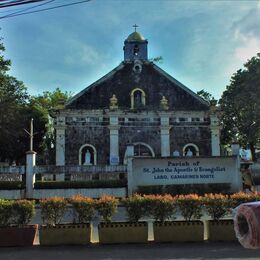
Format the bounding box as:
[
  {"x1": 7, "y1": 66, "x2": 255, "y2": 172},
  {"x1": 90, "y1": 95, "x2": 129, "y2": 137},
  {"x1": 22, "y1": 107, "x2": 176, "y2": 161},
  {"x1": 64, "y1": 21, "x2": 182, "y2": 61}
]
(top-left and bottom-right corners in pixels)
[
  {"x1": 95, "y1": 195, "x2": 118, "y2": 223},
  {"x1": 203, "y1": 193, "x2": 229, "y2": 221},
  {"x1": 70, "y1": 195, "x2": 95, "y2": 223},
  {"x1": 144, "y1": 194, "x2": 176, "y2": 222},
  {"x1": 175, "y1": 194, "x2": 203, "y2": 221},
  {"x1": 122, "y1": 194, "x2": 147, "y2": 222},
  {"x1": 40, "y1": 197, "x2": 67, "y2": 226}
]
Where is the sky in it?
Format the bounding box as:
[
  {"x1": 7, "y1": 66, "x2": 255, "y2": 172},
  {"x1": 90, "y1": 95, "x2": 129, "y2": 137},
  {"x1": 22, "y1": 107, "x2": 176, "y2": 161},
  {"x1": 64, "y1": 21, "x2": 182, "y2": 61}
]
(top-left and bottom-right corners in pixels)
[{"x1": 1, "y1": 0, "x2": 260, "y2": 100}]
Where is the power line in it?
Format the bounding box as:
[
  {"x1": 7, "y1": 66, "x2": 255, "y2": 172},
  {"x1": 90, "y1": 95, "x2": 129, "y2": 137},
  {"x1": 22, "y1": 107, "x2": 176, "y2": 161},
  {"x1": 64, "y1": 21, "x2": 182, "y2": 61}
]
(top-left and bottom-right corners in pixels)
[
  {"x1": 0, "y1": 0, "x2": 92, "y2": 19},
  {"x1": 1, "y1": 0, "x2": 54, "y2": 19},
  {"x1": 0, "y1": 1, "x2": 45, "y2": 8}
]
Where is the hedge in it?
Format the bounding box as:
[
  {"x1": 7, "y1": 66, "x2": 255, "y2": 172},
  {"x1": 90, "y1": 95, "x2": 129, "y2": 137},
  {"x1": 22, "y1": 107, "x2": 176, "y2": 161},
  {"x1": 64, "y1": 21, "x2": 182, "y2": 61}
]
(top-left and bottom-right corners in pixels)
[
  {"x1": 34, "y1": 179, "x2": 127, "y2": 189},
  {"x1": 0, "y1": 181, "x2": 25, "y2": 190},
  {"x1": 137, "y1": 183, "x2": 231, "y2": 195}
]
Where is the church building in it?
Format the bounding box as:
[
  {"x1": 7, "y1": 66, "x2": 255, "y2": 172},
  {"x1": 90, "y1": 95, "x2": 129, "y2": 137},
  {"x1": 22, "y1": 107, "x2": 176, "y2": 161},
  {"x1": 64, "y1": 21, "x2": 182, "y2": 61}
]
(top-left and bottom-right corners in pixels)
[{"x1": 51, "y1": 29, "x2": 221, "y2": 167}]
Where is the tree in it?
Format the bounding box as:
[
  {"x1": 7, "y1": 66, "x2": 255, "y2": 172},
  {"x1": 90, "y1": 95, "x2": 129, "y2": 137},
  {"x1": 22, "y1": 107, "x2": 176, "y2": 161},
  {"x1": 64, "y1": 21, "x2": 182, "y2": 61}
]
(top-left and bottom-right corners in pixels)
[
  {"x1": 0, "y1": 37, "x2": 31, "y2": 164},
  {"x1": 30, "y1": 88, "x2": 71, "y2": 164},
  {"x1": 150, "y1": 56, "x2": 163, "y2": 64},
  {"x1": 0, "y1": 36, "x2": 71, "y2": 164},
  {"x1": 219, "y1": 53, "x2": 260, "y2": 160},
  {"x1": 197, "y1": 89, "x2": 217, "y2": 105}
]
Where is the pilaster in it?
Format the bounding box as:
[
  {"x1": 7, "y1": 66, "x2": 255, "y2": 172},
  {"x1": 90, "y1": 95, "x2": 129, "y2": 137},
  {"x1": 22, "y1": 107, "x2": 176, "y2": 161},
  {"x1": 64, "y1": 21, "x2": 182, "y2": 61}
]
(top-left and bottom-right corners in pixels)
[
  {"x1": 55, "y1": 116, "x2": 66, "y2": 180},
  {"x1": 210, "y1": 114, "x2": 221, "y2": 156},
  {"x1": 26, "y1": 151, "x2": 36, "y2": 198},
  {"x1": 160, "y1": 113, "x2": 170, "y2": 157},
  {"x1": 109, "y1": 116, "x2": 120, "y2": 165}
]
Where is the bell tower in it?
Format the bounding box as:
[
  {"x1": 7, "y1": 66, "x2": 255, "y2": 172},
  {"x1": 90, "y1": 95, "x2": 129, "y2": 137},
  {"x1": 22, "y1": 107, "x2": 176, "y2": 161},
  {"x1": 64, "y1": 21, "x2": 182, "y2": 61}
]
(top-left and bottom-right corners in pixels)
[{"x1": 124, "y1": 25, "x2": 148, "y2": 62}]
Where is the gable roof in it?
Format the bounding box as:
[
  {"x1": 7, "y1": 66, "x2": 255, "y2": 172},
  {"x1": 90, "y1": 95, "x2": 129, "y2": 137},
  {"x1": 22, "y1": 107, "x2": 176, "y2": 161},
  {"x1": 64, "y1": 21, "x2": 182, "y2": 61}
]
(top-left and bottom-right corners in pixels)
[
  {"x1": 65, "y1": 61, "x2": 209, "y2": 110},
  {"x1": 152, "y1": 63, "x2": 209, "y2": 106},
  {"x1": 66, "y1": 63, "x2": 125, "y2": 107}
]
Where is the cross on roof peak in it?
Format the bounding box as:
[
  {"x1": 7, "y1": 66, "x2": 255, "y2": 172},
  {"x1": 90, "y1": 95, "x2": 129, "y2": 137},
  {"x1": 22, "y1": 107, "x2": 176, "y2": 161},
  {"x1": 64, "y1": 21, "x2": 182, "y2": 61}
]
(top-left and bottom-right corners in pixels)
[{"x1": 133, "y1": 24, "x2": 139, "y2": 32}]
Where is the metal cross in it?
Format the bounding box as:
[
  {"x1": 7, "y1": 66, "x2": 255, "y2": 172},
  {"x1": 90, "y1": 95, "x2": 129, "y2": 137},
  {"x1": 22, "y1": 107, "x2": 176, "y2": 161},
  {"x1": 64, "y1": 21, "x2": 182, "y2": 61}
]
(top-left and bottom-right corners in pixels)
[
  {"x1": 24, "y1": 118, "x2": 34, "y2": 151},
  {"x1": 133, "y1": 24, "x2": 139, "y2": 32}
]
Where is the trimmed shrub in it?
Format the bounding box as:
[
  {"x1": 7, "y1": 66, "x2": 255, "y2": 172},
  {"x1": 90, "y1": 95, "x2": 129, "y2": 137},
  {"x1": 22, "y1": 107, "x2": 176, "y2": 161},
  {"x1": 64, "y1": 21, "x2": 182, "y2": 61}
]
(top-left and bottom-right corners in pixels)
[
  {"x1": 40, "y1": 197, "x2": 67, "y2": 226},
  {"x1": 144, "y1": 194, "x2": 176, "y2": 222},
  {"x1": 0, "y1": 181, "x2": 24, "y2": 190},
  {"x1": 0, "y1": 199, "x2": 35, "y2": 227},
  {"x1": 137, "y1": 183, "x2": 231, "y2": 195},
  {"x1": 95, "y1": 195, "x2": 118, "y2": 223},
  {"x1": 0, "y1": 199, "x2": 13, "y2": 226},
  {"x1": 203, "y1": 193, "x2": 229, "y2": 220},
  {"x1": 70, "y1": 195, "x2": 95, "y2": 223},
  {"x1": 34, "y1": 179, "x2": 127, "y2": 189},
  {"x1": 175, "y1": 194, "x2": 203, "y2": 221},
  {"x1": 229, "y1": 192, "x2": 258, "y2": 208},
  {"x1": 122, "y1": 194, "x2": 147, "y2": 223},
  {"x1": 12, "y1": 200, "x2": 35, "y2": 226}
]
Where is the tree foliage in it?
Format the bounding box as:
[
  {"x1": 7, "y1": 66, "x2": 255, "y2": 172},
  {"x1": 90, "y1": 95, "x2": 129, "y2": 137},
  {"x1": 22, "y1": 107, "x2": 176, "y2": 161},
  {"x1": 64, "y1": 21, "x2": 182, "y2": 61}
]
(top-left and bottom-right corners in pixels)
[
  {"x1": 150, "y1": 56, "x2": 163, "y2": 64},
  {"x1": 219, "y1": 53, "x2": 260, "y2": 159},
  {"x1": 0, "y1": 38, "x2": 30, "y2": 163},
  {"x1": 0, "y1": 37, "x2": 70, "y2": 164},
  {"x1": 197, "y1": 89, "x2": 217, "y2": 105},
  {"x1": 30, "y1": 88, "x2": 71, "y2": 164}
]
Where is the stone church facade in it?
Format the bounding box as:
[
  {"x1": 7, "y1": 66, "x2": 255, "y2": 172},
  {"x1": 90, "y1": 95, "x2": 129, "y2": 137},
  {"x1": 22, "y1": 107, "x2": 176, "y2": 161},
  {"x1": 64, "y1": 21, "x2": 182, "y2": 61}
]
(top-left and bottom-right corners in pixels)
[{"x1": 51, "y1": 30, "x2": 221, "y2": 167}]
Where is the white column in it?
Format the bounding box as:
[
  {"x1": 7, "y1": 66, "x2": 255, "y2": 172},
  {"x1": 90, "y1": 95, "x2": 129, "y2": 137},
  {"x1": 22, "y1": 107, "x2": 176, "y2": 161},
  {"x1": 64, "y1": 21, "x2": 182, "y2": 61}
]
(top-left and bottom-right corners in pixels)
[
  {"x1": 160, "y1": 115, "x2": 170, "y2": 157},
  {"x1": 126, "y1": 144, "x2": 134, "y2": 195},
  {"x1": 231, "y1": 143, "x2": 240, "y2": 156},
  {"x1": 109, "y1": 116, "x2": 120, "y2": 165},
  {"x1": 26, "y1": 151, "x2": 36, "y2": 198},
  {"x1": 210, "y1": 114, "x2": 221, "y2": 156},
  {"x1": 55, "y1": 116, "x2": 66, "y2": 181}
]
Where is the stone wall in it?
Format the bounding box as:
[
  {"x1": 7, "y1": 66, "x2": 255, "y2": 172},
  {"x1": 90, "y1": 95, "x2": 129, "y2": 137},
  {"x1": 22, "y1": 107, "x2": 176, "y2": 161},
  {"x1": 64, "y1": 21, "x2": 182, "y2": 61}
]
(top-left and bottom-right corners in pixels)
[
  {"x1": 65, "y1": 126, "x2": 110, "y2": 165},
  {"x1": 170, "y1": 126, "x2": 211, "y2": 156},
  {"x1": 66, "y1": 62, "x2": 209, "y2": 111}
]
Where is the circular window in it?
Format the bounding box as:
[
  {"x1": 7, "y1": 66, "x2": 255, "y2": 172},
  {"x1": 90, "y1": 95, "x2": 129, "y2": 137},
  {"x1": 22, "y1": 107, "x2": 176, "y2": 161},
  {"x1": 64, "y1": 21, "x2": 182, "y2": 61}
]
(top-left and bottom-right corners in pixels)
[{"x1": 133, "y1": 63, "x2": 142, "y2": 73}]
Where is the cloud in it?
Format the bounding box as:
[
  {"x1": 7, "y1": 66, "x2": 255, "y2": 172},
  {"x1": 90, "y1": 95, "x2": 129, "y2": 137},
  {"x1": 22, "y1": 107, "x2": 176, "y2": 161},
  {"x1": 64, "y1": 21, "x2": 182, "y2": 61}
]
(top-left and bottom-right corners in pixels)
[
  {"x1": 235, "y1": 37, "x2": 260, "y2": 62},
  {"x1": 64, "y1": 40, "x2": 101, "y2": 66},
  {"x1": 233, "y1": 3, "x2": 260, "y2": 61}
]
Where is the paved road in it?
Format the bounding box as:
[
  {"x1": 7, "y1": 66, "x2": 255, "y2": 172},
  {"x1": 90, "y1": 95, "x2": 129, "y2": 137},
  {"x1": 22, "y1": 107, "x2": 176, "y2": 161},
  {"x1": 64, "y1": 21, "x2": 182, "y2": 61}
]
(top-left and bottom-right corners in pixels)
[{"x1": 0, "y1": 242, "x2": 260, "y2": 260}]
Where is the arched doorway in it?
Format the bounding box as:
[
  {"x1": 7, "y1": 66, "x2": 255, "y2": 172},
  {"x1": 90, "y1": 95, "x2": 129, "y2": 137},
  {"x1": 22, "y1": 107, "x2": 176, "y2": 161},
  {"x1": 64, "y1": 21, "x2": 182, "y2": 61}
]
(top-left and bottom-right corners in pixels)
[{"x1": 124, "y1": 142, "x2": 155, "y2": 164}]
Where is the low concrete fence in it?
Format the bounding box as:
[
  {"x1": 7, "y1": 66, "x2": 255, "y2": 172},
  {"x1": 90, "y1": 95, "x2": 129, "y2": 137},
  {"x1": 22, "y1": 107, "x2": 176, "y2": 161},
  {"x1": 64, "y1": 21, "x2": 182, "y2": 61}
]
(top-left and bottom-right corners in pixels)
[
  {"x1": 0, "y1": 166, "x2": 25, "y2": 181},
  {"x1": 0, "y1": 160, "x2": 127, "y2": 199}
]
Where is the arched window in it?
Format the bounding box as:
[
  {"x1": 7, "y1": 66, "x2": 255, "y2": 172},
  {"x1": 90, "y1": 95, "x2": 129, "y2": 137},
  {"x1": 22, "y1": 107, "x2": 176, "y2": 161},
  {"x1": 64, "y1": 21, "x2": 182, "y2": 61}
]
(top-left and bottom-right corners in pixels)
[
  {"x1": 182, "y1": 143, "x2": 199, "y2": 157},
  {"x1": 124, "y1": 142, "x2": 155, "y2": 164},
  {"x1": 133, "y1": 44, "x2": 139, "y2": 56},
  {"x1": 130, "y1": 88, "x2": 146, "y2": 109},
  {"x1": 79, "y1": 144, "x2": 97, "y2": 165}
]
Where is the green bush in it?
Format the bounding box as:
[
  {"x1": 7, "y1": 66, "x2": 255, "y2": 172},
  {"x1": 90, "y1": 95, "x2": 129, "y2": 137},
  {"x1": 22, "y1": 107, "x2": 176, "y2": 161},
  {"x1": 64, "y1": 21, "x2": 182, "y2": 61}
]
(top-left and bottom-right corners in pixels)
[
  {"x1": 122, "y1": 194, "x2": 147, "y2": 222},
  {"x1": 12, "y1": 200, "x2": 35, "y2": 226},
  {"x1": 229, "y1": 192, "x2": 258, "y2": 208},
  {"x1": 70, "y1": 195, "x2": 95, "y2": 223},
  {"x1": 137, "y1": 183, "x2": 231, "y2": 195},
  {"x1": 203, "y1": 194, "x2": 229, "y2": 221},
  {"x1": 0, "y1": 199, "x2": 12, "y2": 226},
  {"x1": 0, "y1": 199, "x2": 35, "y2": 227},
  {"x1": 40, "y1": 197, "x2": 67, "y2": 226},
  {"x1": 0, "y1": 181, "x2": 24, "y2": 190},
  {"x1": 176, "y1": 194, "x2": 203, "y2": 221},
  {"x1": 34, "y1": 179, "x2": 127, "y2": 189},
  {"x1": 137, "y1": 185, "x2": 164, "y2": 195},
  {"x1": 144, "y1": 194, "x2": 176, "y2": 222},
  {"x1": 95, "y1": 195, "x2": 118, "y2": 223}
]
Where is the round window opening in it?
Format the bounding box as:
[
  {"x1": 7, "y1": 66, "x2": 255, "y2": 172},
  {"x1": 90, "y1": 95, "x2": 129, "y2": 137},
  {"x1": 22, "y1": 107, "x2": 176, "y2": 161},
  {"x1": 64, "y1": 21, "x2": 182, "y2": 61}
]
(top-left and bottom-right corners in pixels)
[{"x1": 133, "y1": 64, "x2": 142, "y2": 73}]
